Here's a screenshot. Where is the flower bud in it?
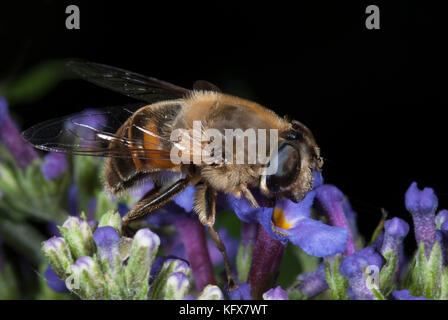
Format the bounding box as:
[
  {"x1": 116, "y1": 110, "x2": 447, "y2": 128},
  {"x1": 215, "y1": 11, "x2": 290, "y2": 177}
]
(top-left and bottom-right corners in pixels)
[
  {"x1": 148, "y1": 258, "x2": 191, "y2": 300},
  {"x1": 198, "y1": 285, "x2": 224, "y2": 300},
  {"x1": 263, "y1": 285, "x2": 289, "y2": 300},
  {"x1": 162, "y1": 258, "x2": 191, "y2": 277},
  {"x1": 164, "y1": 272, "x2": 190, "y2": 300},
  {"x1": 125, "y1": 228, "x2": 160, "y2": 299},
  {"x1": 59, "y1": 216, "x2": 95, "y2": 259},
  {"x1": 93, "y1": 226, "x2": 121, "y2": 268},
  {"x1": 70, "y1": 256, "x2": 106, "y2": 299},
  {"x1": 41, "y1": 236, "x2": 74, "y2": 279}
]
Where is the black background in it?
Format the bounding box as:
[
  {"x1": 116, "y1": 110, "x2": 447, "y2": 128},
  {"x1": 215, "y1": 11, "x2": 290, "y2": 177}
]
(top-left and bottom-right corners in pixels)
[{"x1": 1, "y1": 1, "x2": 447, "y2": 250}]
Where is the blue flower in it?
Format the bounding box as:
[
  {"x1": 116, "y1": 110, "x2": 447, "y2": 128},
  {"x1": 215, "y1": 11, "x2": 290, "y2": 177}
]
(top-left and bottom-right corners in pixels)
[
  {"x1": 405, "y1": 182, "x2": 438, "y2": 256},
  {"x1": 40, "y1": 152, "x2": 68, "y2": 180},
  {"x1": 229, "y1": 190, "x2": 348, "y2": 257}
]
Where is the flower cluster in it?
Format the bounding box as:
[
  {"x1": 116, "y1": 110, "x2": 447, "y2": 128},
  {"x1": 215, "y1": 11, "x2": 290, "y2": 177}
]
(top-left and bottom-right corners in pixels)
[{"x1": 41, "y1": 211, "x2": 224, "y2": 300}]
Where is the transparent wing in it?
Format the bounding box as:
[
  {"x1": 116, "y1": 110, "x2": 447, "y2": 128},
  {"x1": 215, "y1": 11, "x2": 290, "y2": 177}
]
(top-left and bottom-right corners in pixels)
[
  {"x1": 22, "y1": 106, "x2": 172, "y2": 160},
  {"x1": 66, "y1": 60, "x2": 191, "y2": 103}
]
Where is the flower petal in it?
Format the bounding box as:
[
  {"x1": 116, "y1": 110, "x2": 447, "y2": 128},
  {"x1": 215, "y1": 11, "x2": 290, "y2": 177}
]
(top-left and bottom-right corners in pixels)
[
  {"x1": 275, "y1": 190, "x2": 315, "y2": 227},
  {"x1": 286, "y1": 217, "x2": 348, "y2": 257}
]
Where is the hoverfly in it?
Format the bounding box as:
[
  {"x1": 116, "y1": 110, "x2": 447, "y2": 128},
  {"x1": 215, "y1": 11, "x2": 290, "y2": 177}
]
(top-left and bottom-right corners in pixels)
[{"x1": 23, "y1": 61, "x2": 323, "y2": 289}]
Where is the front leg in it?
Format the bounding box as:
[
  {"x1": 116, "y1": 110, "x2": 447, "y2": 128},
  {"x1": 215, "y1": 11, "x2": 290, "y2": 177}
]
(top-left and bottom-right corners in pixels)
[
  {"x1": 194, "y1": 183, "x2": 238, "y2": 290},
  {"x1": 122, "y1": 177, "x2": 190, "y2": 232}
]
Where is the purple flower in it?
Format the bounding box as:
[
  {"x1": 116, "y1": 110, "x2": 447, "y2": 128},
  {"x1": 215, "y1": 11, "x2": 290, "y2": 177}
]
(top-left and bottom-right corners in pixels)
[
  {"x1": 381, "y1": 217, "x2": 410, "y2": 255},
  {"x1": 0, "y1": 96, "x2": 38, "y2": 169},
  {"x1": 405, "y1": 182, "x2": 438, "y2": 256},
  {"x1": 230, "y1": 190, "x2": 348, "y2": 257},
  {"x1": 226, "y1": 283, "x2": 252, "y2": 300},
  {"x1": 391, "y1": 290, "x2": 429, "y2": 300},
  {"x1": 44, "y1": 265, "x2": 68, "y2": 293},
  {"x1": 314, "y1": 184, "x2": 356, "y2": 255},
  {"x1": 263, "y1": 285, "x2": 289, "y2": 300},
  {"x1": 93, "y1": 226, "x2": 121, "y2": 267},
  {"x1": 297, "y1": 263, "x2": 329, "y2": 298},
  {"x1": 40, "y1": 152, "x2": 68, "y2": 180},
  {"x1": 340, "y1": 246, "x2": 385, "y2": 300}
]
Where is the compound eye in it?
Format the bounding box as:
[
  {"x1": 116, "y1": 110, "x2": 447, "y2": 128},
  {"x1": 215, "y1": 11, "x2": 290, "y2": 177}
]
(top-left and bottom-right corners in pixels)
[{"x1": 266, "y1": 144, "x2": 300, "y2": 193}]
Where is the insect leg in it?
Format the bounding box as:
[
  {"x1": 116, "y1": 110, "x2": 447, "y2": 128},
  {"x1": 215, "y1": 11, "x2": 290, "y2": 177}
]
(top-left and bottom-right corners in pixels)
[
  {"x1": 122, "y1": 177, "x2": 190, "y2": 233},
  {"x1": 194, "y1": 184, "x2": 238, "y2": 290}
]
